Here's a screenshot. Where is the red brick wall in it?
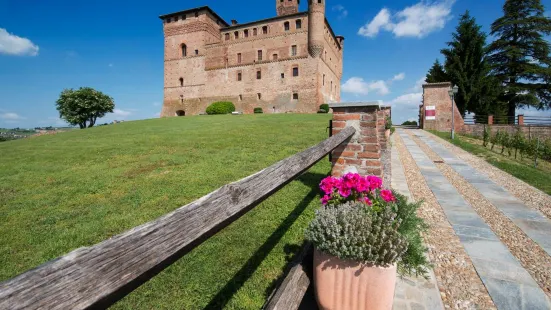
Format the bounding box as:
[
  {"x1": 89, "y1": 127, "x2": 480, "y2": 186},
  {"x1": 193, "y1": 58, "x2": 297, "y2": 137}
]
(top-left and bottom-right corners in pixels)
[{"x1": 421, "y1": 82, "x2": 464, "y2": 132}]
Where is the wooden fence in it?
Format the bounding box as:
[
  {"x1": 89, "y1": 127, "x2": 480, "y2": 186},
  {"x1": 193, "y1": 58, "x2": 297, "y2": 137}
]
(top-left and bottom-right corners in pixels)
[{"x1": 0, "y1": 126, "x2": 355, "y2": 310}]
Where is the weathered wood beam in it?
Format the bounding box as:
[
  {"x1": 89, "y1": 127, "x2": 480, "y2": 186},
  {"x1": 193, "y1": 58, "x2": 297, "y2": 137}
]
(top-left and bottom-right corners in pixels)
[{"x1": 0, "y1": 126, "x2": 355, "y2": 310}]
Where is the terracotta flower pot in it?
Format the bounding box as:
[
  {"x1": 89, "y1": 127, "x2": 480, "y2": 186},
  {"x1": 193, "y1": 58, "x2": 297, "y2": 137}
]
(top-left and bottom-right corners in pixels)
[{"x1": 314, "y1": 248, "x2": 397, "y2": 310}]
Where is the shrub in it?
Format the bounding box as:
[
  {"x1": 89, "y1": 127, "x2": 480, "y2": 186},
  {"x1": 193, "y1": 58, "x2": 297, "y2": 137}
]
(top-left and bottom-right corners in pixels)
[
  {"x1": 385, "y1": 116, "x2": 392, "y2": 130},
  {"x1": 483, "y1": 125, "x2": 490, "y2": 147},
  {"x1": 253, "y1": 107, "x2": 263, "y2": 114},
  {"x1": 206, "y1": 101, "x2": 235, "y2": 115},
  {"x1": 307, "y1": 173, "x2": 430, "y2": 277},
  {"x1": 401, "y1": 120, "x2": 418, "y2": 126},
  {"x1": 319, "y1": 104, "x2": 329, "y2": 113},
  {"x1": 391, "y1": 127, "x2": 396, "y2": 135}
]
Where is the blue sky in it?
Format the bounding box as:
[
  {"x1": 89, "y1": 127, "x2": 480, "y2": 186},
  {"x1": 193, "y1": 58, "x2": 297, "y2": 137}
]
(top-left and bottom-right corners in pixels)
[{"x1": 0, "y1": 0, "x2": 550, "y2": 128}]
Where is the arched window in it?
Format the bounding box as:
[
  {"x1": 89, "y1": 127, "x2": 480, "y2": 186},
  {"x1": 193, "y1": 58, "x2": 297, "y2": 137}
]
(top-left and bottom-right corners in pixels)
[
  {"x1": 179, "y1": 77, "x2": 184, "y2": 87},
  {"x1": 175, "y1": 110, "x2": 185, "y2": 116},
  {"x1": 234, "y1": 31, "x2": 239, "y2": 39},
  {"x1": 225, "y1": 33, "x2": 230, "y2": 41},
  {"x1": 181, "y1": 44, "x2": 187, "y2": 57}
]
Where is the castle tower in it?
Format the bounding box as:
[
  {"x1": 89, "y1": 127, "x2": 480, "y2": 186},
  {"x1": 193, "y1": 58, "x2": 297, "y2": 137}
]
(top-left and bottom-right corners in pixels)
[
  {"x1": 308, "y1": 0, "x2": 325, "y2": 58},
  {"x1": 276, "y1": 0, "x2": 299, "y2": 16}
]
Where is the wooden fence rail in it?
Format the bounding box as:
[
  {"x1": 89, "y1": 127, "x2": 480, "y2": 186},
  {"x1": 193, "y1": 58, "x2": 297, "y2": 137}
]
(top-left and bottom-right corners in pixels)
[{"x1": 0, "y1": 126, "x2": 355, "y2": 310}]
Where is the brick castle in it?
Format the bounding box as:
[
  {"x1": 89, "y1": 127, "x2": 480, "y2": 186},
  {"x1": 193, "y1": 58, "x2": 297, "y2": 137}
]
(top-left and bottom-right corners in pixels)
[{"x1": 159, "y1": 0, "x2": 343, "y2": 117}]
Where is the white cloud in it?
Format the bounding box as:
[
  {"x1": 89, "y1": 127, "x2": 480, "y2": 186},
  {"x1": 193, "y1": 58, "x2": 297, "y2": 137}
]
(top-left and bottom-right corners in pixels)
[
  {"x1": 392, "y1": 73, "x2": 405, "y2": 81},
  {"x1": 333, "y1": 5, "x2": 349, "y2": 19},
  {"x1": 112, "y1": 109, "x2": 132, "y2": 117},
  {"x1": 341, "y1": 77, "x2": 390, "y2": 96},
  {"x1": 0, "y1": 28, "x2": 39, "y2": 56},
  {"x1": 0, "y1": 112, "x2": 26, "y2": 120},
  {"x1": 388, "y1": 92, "x2": 423, "y2": 109},
  {"x1": 412, "y1": 76, "x2": 427, "y2": 91},
  {"x1": 359, "y1": 0, "x2": 455, "y2": 39}
]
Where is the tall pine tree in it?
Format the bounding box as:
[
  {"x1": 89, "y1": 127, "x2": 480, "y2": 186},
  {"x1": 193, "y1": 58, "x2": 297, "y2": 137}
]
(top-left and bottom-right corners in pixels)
[
  {"x1": 441, "y1": 11, "x2": 497, "y2": 116},
  {"x1": 426, "y1": 59, "x2": 449, "y2": 83},
  {"x1": 487, "y1": 0, "x2": 551, "y2": 121}
]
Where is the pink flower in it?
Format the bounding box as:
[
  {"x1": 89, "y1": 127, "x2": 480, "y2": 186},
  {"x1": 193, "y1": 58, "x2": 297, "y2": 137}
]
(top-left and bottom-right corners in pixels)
[
  {"x1": 342, "y1": 173, "x2": 361, "y2": 191},
  {"x1": 356, "y1": 177, "x2": 370, "y2": 192},
  {"x1": 338, "y1": 186, "x2": 351, "y2": 198},
  {"x1": 380, "y1": 189, "x2": 396, "y2": 202},
  {"x1": 320, "y1": 177, "x2": 339, "y2": 195},
  {"x1": 363, "y1": 197, "x2": 373, "y2": 205},
  {"x1": 321, "y1": 195, "x2": 331, "y2": 205},
  {"x1": 366, "y1": 176, "x2": 383, "y2": 191}
]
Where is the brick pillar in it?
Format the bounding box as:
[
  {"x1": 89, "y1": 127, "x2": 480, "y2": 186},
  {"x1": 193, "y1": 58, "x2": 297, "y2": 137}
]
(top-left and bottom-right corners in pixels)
[
  {"x1": 329, "y1": 103, "x2": 386, "y2": 177},
  {"x1": 518, "y1": 115, "x2": 524, "y2": 126},
  {"x1": 488, "y1": 115, "x2": 494, "y2": 125}
]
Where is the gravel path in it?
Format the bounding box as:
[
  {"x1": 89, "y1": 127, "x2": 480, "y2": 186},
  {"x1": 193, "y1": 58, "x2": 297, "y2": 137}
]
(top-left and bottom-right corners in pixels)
[
  {"x1": 408, "y1": 131, "x2": 551, "y2": 299},
  {"x1": 394, "y1": 133, "x2": 496, "y2": 309},
  {"x1": 425, "y1": 131, "x2": 551, "y2": 219}
]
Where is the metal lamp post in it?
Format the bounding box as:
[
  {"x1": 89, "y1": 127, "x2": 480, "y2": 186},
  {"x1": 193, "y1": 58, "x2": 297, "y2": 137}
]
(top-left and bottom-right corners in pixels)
[{"x1": 448, "y1": 85, "x2": 459, "y2": 140}]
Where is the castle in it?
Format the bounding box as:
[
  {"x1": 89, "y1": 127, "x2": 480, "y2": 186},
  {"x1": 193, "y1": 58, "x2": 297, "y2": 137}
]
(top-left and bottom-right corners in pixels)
[{"x1": 159, "y1": 0, "x2": 343, "y2": 117}]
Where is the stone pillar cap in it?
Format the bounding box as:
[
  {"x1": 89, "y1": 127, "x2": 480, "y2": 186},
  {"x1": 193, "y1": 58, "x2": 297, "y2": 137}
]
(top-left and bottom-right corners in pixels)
[{"x1": 329, "y1": 102, "x2": 381, "y2": 108}]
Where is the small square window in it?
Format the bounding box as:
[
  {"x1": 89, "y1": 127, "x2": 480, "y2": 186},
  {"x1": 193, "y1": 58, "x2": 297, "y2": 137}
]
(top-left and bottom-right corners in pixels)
[
  {"x1": 234, "y1": 31, "x2": 239, "y2": 39},
  {"x1": 296, "y1": 20, "x2": 302, "y2": 29},
  {"x1": 257, "y1": 70, "x2": 262, "y2": 79},
  {"x1": 262, "y1": 26, "x2": 268, "y2": 34},
  {"x1": 257, "y1": 93, "x2": 262, "y2": 99},
  {"x1": 195, "y1": 12, "x2": 199, "y2": 18},
  {"x1": 258, "y1": 50, "x2": 263, "y2": 61},
  {"x1": 284, "y1": 22, "x2": 290, "y2": 31},
  {"x1": 239, "y1": 94, "x2": 243, "y2": 101},
  {"x1": 182, "y1": 15, "x2": 186, "y2": 20},
  {"x1": 273, "y1": 54, "x2": 278, "y2": 60},
  {"x1": 291, "y1": 45, "x2": 297, "y2": 56},
  {"x1": 195, "y1": 49, "x2": 198, "y2": 55},
  {"x1": 225, "y1": 33, "x2": 230, "y2": 41},
  {"x1": 253, "y1": 28, "x2": 258, "y2": 36},
  {"x1": 244, "y1": 29, "x2": 249, "y2": 37},
  {"x1": 237, "y1": 72, "x2": 242, "y2": 81},
  {"x1": 293, "y1": 67, "x2": 299, "y2": 77},
  {"x1": 174, "y1": 16, "x2": 179, "y2": 22},
  {"x1": 237, "y1": 53, "x2": 242, "y2": 63},
  {"x1": 281, "y1": 73, "x2": 285, "y2": 78},
  {"x1": 166, "y1": 17, "x2": 171, "y2": 23},
  {"x1": 293, "y1": 93, "x2": 299, "y2": 100}
]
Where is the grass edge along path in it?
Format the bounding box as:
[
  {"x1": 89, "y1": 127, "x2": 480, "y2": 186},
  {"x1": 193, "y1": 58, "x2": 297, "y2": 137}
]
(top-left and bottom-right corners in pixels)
[
  {"x1": 0, "y1": 114, "x2": 331, "y2": 309},
  {"x1": 427, "y1": 130, "x2": 551, "y2": 195}
]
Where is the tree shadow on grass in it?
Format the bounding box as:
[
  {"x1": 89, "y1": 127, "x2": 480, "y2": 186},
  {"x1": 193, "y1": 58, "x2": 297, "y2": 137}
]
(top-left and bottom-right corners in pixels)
[{"x1": 203, "y1": 171, "x2": 325, "y2": 309}]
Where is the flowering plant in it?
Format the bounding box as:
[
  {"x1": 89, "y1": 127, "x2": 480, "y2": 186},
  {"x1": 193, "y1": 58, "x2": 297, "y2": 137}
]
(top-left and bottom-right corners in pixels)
[{"x1": 319, "y1": 173, "x2": 396, "y2": 208}]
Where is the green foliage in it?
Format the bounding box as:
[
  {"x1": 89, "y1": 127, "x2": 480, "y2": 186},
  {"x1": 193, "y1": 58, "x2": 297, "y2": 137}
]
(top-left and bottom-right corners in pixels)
[
  {"x1": 319, "y1": 104, "x2": 330, "y2": 113},
  {"x1": 305, "y1": 202, "x2": 408, "y2": 269},
  {"x1": 253, "y1": 107, "x2": 263, "y2": 114},
  {"x1": 56, "y1": 87, "x2": 114, "y2": 129},
  {"x1": 390, "y1": 127, "x2": 396, "y2": 135},
  {"x1": 483, "y1": 125, "x2": 491, "y2": 147},
  {"x1": 425, "y1": 59, "x2": 448, "y2": 83},
  {"x1": 441, "y1": 11, "x2": 500, "y2": 115},
  {"x1": 385, "y1": 116, "x2": 392, "y2": 130},
  {"x1": 401, "y1": 120, "x2": 418, "y2": 126},
  {"x1": 205, "y1": 101, "x2": 236, "y2": 115},
  {"x1": 0, "y1": 136, "x2": 10, "y2": 142},
  {"x1": 487, "y1": 0, "x2": 551, "y2": 118}
]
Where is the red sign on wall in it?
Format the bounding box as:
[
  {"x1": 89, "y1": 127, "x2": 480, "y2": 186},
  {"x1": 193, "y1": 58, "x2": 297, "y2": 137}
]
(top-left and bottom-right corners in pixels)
[{"x1": 425, "y1": 106, "x2": 436, "y2": 120}]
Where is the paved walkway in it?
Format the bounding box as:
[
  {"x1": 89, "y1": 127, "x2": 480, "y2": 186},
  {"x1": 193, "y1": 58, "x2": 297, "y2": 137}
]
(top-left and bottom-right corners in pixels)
[
  {"x1": 391, "y1": 135, "x2": 445, "y2": 310},
  {"x1": 397, "y1": 129, "x2": 551, "y2": 310}
]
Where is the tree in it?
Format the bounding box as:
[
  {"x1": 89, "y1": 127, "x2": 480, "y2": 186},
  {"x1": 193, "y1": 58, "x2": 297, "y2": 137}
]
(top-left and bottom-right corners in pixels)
[
  {"x1": 56, "y1": 87, "x2": 115, "y2": 129},
  {"x1": 441, "y1": 11, "x2": 498, "y2": 116},
  {"x1": 425, "y1": 59, "x2": 449, "y2": 83},
  {"x1": 487, "y1": 0, "x2": 551, "y2": 121}
]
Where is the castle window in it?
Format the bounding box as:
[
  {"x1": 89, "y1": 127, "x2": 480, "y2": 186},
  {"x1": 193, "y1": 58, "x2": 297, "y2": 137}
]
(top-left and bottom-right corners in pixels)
[
  {"x1": 253, "y1": 28, "x2": 258, "y2": 36},
  {"x1": 195, "y1": 49, "x2": 198, "y2": 55},
  {"x1": 239, "y1": 94, "x2": 243, "y2": 101},
  {"x1": 166, "y1": 17, "x2": 171, "y2": 23},
  {"x1": 258, "y1": 50, "x2": 263, "y2": 61},
  {"x1": 257, "y1": 93, "x2": 262, "y2": 99},
  {"x1": 293, "y1": 66, "x2": 299, "y2": 77},
  {"x1": 291, "y1": 45, "x2": 297, "y2": 56},
  {"x1": 257, "y1": 70, "x2": 261, "y2": 79},
  {"x1": 273, "y1": 53, "x2": 278, "y2": 60},
  {"x1": 262, "y1": 26, "x2": 268, "y2": 34},
  {"x1": 237, "y1": 72, "x2": 242, "y2": 81},
  {"x1": 225, "y1": 33, "x2": 230, "y2": 41},
  {"x1": 284, "y1": 22, "x2": 290, "y2": 31},
  {"x1": 237, "y1": 53, "x2": 242, "y2": 64},
  {"x1": 244, "y1": 29, "x2": 249, "y2": 37},
  {"x1": 323, "y1": 74, "x2": 325, "y2": 85},
  {"x1": 181, "y1": 44, "x2": 187, "y2": 57},
  {"x1": 174, "y1": 16, "x2": 179, "y2": 22},
  {"x1": 293, "y1": 93, "x2": 299, "y2": 100},
  {"x1": 195, "y1": 11, "x2": 199, "y2": 18},
  {"x1": 281, "y1": 73, "x2": 285, "y2": 78},
  {"x1": 234, "y1": 31, "x2": 239, "y2": 39},
  {"x1": 179, "y1": 78, "x2": 184, "y2": 87},
  {"x1": 296, "y1": 19, "x2": 302, "y2": 29},
  {"x1": 182, "y1": 14, "x2": 187, "y2": 20}
]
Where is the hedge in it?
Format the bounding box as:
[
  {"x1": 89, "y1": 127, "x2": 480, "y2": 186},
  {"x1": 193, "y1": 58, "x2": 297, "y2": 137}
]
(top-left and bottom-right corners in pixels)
[{"x1": 206, "y1": 101, "x2": 236, "y2": 115}]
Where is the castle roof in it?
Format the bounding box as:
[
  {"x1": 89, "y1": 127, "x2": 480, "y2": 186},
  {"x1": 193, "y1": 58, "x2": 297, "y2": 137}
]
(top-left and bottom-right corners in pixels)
[
  {"x1": 220, "y1": 11, "x2": 308, "y2": 31},
  {"x1": 159, "y1": 6, "x2": 230, "y2": 27}
]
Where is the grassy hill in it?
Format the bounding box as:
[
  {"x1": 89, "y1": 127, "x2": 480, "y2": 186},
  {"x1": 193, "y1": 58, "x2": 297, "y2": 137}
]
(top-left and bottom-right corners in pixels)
[{"x1": 0, "y1": 114, "x2": 332, "y2": 309}]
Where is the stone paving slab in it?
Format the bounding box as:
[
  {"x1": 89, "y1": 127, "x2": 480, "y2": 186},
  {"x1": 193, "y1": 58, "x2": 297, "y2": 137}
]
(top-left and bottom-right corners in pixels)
[
  {"x1": 390, "y1": 135, "x2": 444, "y2": 310},
  {"x1": 398, "y1": 129, "x2": 551, "y2": 310},
  {"x1": 415, "y1": 130, "x2": 551, "y2": 257}
]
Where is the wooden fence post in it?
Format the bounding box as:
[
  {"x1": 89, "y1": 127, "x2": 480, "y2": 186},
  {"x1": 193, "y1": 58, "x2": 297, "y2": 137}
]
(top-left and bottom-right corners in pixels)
[{"x1": 329, "y1": 102, "x2": 387, "y2": 177}]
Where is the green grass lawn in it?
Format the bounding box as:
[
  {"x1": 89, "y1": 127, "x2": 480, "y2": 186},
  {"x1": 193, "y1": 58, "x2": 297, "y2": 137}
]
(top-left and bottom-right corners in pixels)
[
  {"x1": 0, "y1": 114, "x2": 332, "y2": 309},
  {"x1": 428, "y1": 130, "x2": 551, "y2": 195}
]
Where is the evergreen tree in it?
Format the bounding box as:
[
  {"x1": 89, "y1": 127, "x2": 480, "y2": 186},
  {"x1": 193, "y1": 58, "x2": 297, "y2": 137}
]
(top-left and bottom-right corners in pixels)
[
  {"x1": 441, "y1": 11, "x2": 497, "y2": 116},
  {"x1": 487, "y1": 0, "x2": 551, "y2": 121},
  {"x1": 425, "y1": 59, "x2": 449, "y2": 83}
]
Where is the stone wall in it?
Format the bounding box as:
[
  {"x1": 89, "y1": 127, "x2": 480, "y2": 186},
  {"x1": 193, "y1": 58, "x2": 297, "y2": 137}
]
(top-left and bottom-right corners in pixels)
[{"x1": 329, "y1": 103, "x2": 390, "y2": 178}]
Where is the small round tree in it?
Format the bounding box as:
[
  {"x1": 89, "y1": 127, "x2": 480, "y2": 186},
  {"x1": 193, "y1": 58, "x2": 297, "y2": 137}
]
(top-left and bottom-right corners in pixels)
[{"x1": 56, "y1": 87, "x2": 115, "y2": 129}]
